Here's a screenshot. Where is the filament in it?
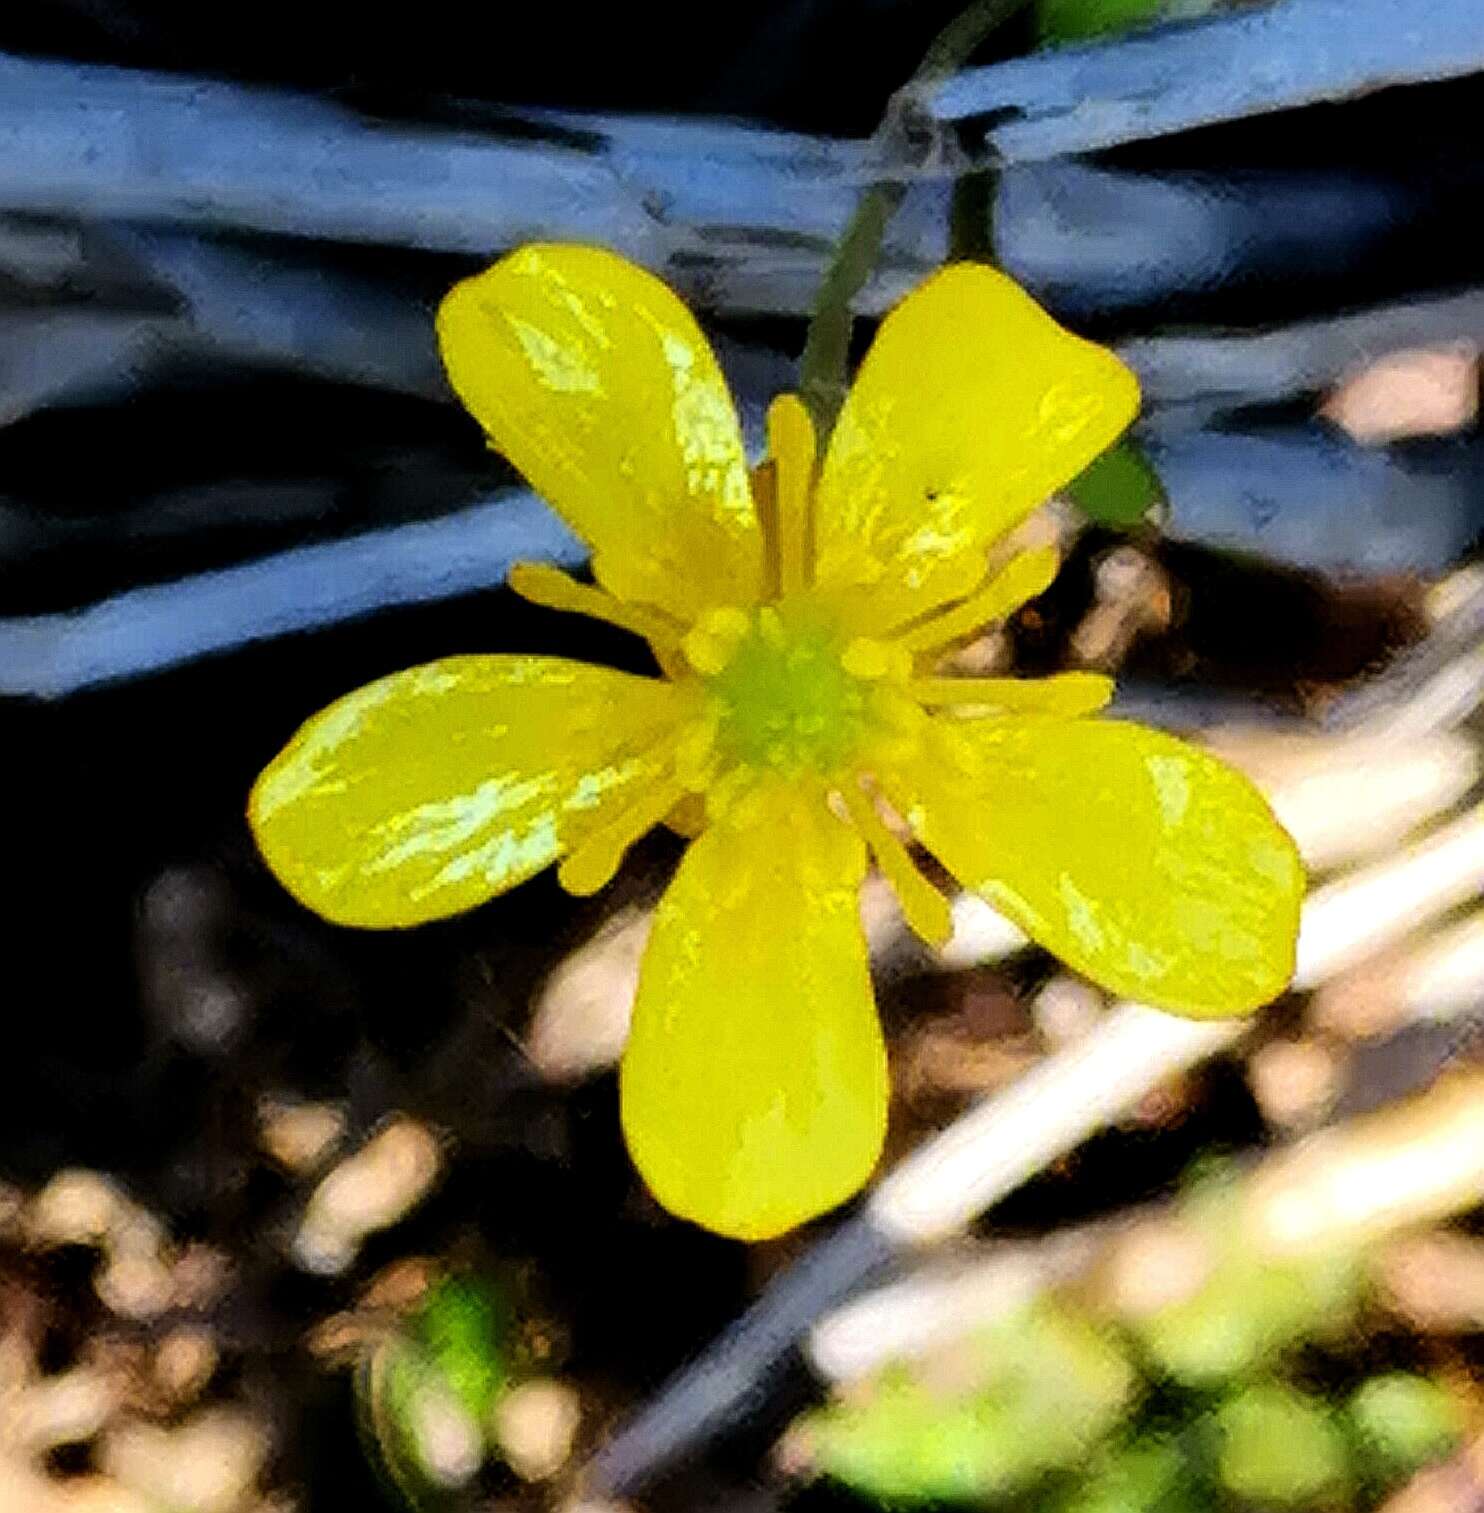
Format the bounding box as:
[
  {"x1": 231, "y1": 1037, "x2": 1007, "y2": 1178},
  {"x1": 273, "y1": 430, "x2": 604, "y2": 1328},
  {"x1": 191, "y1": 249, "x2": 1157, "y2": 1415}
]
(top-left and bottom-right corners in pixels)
[
  {"x1": 891, "y1": 546, "x2": 1060, "y2": 656},
  {"x1": 838, "y1": 780, "x2": 952, "y2": 946},
  {"x1": 906, "y1": 670, "x2": 1114, "y2": 715},
  {"x1": 508, "y1": 562, "x2": 686, "y2": 652},
  {"x1": 768, "y1": 395, "x2": 817, "y2": 595},
  {"x1": 557, "y1": 774, "x2": 691, "y2": 896},
  {"x1": 751, "y1": 458, "x2": 783, "y2": 600}
]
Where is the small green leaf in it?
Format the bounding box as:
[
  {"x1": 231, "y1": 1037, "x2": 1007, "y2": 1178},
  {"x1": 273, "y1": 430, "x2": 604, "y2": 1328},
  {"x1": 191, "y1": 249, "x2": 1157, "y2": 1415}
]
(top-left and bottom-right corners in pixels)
[
  {"x1": 356, "y1": 1275, "x2": 513, "y2": 1510},
  {"x1": 1348, "y1": 1373, "x2": 1463, "y2": 1484},
  {"x1": 1035, "y1": 0, "x2": 1167, "y2": 43},
  {"x1": 1053, "y1": 1442, "x2": 1193, "y2": 1513},
  {"x1": 416, "y1": 1276, "x2": 510, "y2": 1423},
  {"x1": 1063, "y1": 439, "x2": 1166, "y2": 528},
  {"x1": 1036, "y1": 0, "x2": 1229, "y2": 44},
  {"x1": 1134, "y1": 1241, "x2": 1361, "y2": 1386},
  {"x1": 359, "y1": 1339, "x2": 481, "y2": 1510},
  {"x1": 1214, "y1": 1384, "x2": 1351, "y2": 1505},
  {"x1": 801, "y1": 1302, "x2": 1137, "y2": 1502}
]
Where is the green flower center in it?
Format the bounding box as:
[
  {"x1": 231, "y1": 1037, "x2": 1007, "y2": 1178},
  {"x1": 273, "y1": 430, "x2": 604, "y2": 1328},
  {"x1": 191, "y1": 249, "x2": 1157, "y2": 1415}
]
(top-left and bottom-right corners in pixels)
[{"x1": 691, "y1": 604, "x2": 871, "y2": 776}]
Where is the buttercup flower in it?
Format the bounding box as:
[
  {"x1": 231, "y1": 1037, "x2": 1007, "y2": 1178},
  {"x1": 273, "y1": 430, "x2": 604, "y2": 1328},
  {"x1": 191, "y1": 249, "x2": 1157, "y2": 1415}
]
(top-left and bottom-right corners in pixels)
[{"x1": 249, "y1": 245, "x2": 1303, "y2": 1240}]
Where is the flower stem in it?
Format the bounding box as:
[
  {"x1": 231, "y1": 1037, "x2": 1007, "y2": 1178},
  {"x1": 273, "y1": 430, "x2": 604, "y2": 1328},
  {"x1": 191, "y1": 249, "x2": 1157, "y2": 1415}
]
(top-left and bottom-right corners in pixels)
[
  {"x1": 797, "y1": 0, "x2": 1034, "y2": 438},
  {"x1": 797, "y1": 181, "x2": 906, "y2": 435}
]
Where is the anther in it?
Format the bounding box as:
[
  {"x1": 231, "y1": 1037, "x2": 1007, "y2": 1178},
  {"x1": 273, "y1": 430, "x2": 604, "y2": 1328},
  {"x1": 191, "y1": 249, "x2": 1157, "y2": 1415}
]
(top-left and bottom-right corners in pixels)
[
  {"x1": 757, "y1": 605, "x2": 786, "y2": 648},
  {"x1": 682, "y1": 607, "x2": 752, "y2": 676}
]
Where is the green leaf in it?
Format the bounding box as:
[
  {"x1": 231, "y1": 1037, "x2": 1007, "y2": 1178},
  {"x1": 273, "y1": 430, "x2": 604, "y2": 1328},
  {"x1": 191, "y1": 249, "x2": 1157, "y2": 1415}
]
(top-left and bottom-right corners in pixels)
[
  {"x1": 1214, "y1": 1384, "x2": 1351, "y2": 1505},
  {"x1": 1053, "y1": 1442, "x2": 1194, "y2": 1513},
  {"x1": 359, "y1": 1339, "x2": 479, "y2": 1510},
  {"x1": 801, "y1": 1302, "x2": 1137, "y2": 1502},
  {"x1": 1063, "y1": 439, "x2": 1166, "y2": 528},
  {"x1": 1036, "y1": 0, "x2": 1232, "y2": 45},
  {"x1": 355, "y1": 1276, "x2": 513, "y2": 1510},
  {"x1": 1134, "y1": 1241, "x2": 1361, "y2": 1386},
  {"x1": 1348, "y1": 1374, "x2": 1464, "y2": 1485},
  {"x1": 416, "y1": 1276, "x2": 511, "y2": 1423},
  {"x1": 1035, "y1": 0, "x2": 1167, "y2": 42}
]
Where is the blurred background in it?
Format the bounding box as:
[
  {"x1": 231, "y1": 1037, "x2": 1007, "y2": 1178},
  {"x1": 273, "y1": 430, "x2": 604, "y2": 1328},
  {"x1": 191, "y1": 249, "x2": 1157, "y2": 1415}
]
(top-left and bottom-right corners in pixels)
[{"x1": 2, "y1": 1, "x2": 1483, "y2": 1510}]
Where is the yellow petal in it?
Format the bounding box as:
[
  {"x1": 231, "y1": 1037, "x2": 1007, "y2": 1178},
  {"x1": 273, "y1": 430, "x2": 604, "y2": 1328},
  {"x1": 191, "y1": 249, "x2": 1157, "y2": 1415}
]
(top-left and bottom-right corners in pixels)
[
  {"x1": 814, "y1": 264, "x2": 1140, "y2": 632},
  {"x1": 438, "y1": 245, "x2": 762, "y2": 620},
  {"x1": 250, "y1": 656, "x2": 691, "y2": 928},
  {"x1": 621, "y1": 787, "x2": 887, "y2": 1239},
  {"x1": 880, "y1": 719, "x2": 1303, "y2": 1016}
]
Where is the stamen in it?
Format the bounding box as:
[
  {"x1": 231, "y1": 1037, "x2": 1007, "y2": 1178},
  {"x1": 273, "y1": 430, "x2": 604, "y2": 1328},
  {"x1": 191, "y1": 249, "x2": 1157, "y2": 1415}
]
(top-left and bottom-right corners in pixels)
[
  {"x1": 508, "y1": 562, "x2": 686, "y2": 652},
  {"x1": 838, "y1": 781, "x2": 951, "y2": 946},
  {"x1": 842, "y1": 637, "x2": 914, "y2": 682},
  {"x1": 703, "y1": 763, "x2": 758, "y2": 823},
  {"x1": 682, "y1": 607, "x2": 752, "y2": 676},
  {"x1": 906, "y1": 671, "x2": 1114, "y2": 715},
  {"x1": 920, "y1": 717, "x2": 985, "y2": 777},
  {"x1": 751, "y1": 459, "x2": 783, "y2": 600},
  {"x1": 871, "y1": 684, "x2": 931, "y2": 735},
  {"x1": 767, "y1": 395, "x2": 817, "y2": 594},
  {"x1": 891, "y1": 546, "x2": 1060, "y2": 656},
  {"x1": 557, "y1": 775, "x2": 690, "y2": 896},
  {"x1": 864, "y1": 684, "x2": 932, "y2": 764},
  {"x1": 672, "y1": 714, "x2": 721, "y2": 790}
]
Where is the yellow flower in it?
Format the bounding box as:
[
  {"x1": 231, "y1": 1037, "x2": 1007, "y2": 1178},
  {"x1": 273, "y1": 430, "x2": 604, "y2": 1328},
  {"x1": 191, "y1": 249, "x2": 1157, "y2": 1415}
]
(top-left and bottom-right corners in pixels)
[{"x1": 249, "y1": 245, "x2": 1303, "y2": 1241}]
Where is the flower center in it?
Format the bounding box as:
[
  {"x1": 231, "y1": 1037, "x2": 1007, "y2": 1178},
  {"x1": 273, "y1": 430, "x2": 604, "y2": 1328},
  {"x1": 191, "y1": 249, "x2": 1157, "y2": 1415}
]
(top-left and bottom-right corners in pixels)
[{"x1": 687, "y1": 603, "x2": 871, "y2": 777}]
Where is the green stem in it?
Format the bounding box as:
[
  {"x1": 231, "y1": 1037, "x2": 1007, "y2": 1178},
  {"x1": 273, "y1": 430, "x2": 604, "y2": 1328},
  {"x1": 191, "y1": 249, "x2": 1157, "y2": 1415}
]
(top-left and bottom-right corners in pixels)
[
  {"x1": 797, "y1": 0, "x2": 1034, "y2": 438},
  {"x1": 948, "y1": 167, "x2": 996, "y2": 262},
  {"x1": 917, "y1": 0, "x2": 1036, "y2": 76},
  {"x1": 797, "y1": 180, "x2": 907, "y2": 438}
]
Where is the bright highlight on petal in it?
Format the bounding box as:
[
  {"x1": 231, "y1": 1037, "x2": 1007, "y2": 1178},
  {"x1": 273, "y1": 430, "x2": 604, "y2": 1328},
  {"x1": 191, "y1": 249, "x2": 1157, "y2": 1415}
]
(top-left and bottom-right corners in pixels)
[
  {"x1": 879, "y1": 718, "x2": 1304, "y2": 1016},
  {"x1": 621, "y1": 788, "x2": 888, "y2": 1240},
  {"x1": 249, "y1": 656, "x2": 693, "y2": 928},
  {"x1": 813, "y1": 264, "x2": 1140, "y2": 632},
  {"x1": 437, "y1": 245, "x2": 763, "y2": 620}
]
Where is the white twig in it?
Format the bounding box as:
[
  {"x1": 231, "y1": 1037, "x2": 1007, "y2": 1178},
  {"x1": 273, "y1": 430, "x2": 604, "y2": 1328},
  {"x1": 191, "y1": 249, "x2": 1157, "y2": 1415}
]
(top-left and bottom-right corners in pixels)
[
  {"x1": 870, "y1": 802, "x2": 1484, "y2": 1249},
  {"x1": 869, "y1": 1004, "x2": 1242, "y2": 1247},
  {"x1": 807, "y1": 1226, "x2": 1110, "y2": 1384},
  {"x1": 0, "y1": 490, "x2": 583, "y2": 699},
  {"x1": 1293, "y1": 806, "x2": 1484, "y2": 988},
  {"x1": 929, "y1": 0, "x2": 1484, "y2": 159}
]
